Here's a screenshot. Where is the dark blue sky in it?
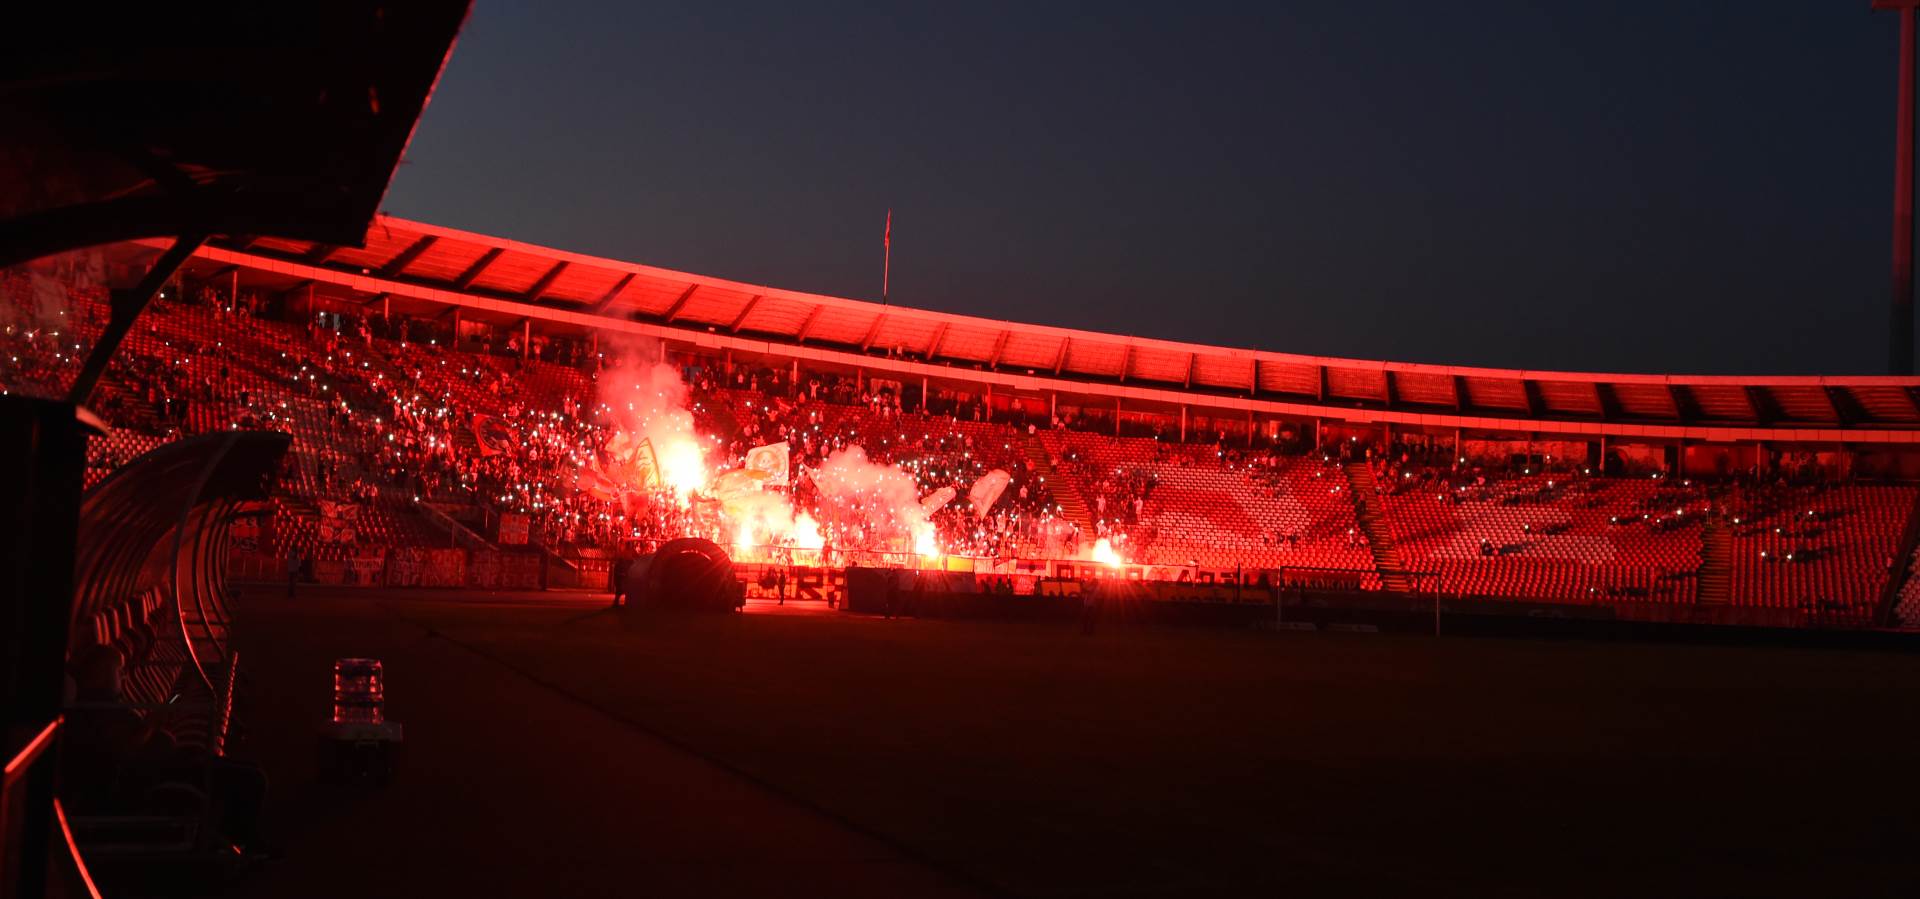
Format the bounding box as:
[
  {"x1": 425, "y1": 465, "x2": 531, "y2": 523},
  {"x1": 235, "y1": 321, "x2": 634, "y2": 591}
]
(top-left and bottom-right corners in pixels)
[{"x1": 384, "y1": 2, "x2": 1901, "y2": 375}]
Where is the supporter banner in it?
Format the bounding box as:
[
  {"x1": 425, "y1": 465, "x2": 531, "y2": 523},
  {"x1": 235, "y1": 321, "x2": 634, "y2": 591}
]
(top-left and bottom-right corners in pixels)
[
  {"x1": 498, "y1": 513, "x2": 530, "y2": 545},
  {"x1": 312, "y1": 559, "x2": 348, "y2": 585},
  {"x1": 468, "y1": 550, "x2": 544, "y2": 589},
  {"x1": 746, "y1": 441, "x2": 790, "y2": 486},
  {"x1": 315, "y1": 500, "x2": 361, "y2": 543},
  {"x1": 472, "y1": 414, "x2": 514, "y2": 457},
  {"x1": 348, "y1": 554, "x2": 387, "y2": 585},
  {"x1": 385, "y1": 547, "x2": 425, "y2": 587},
  {"x1": 420, "y1": 548, "x2": 466, "y2": 587},
  {"x1": 229, "y1": 515, "x2": 261, "y2": 554},
  {"x1": 469, "y1": 550, "x2": 502, "y2": 588},
  {"x1": 500, "y1": 552, "x2": 542, "y2": 589},
  {"x1": 968, "y1": 469, "x2": 1011, "y2": 516}
]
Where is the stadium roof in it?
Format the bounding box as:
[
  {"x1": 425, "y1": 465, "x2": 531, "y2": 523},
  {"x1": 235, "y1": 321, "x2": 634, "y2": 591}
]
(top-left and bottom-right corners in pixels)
[
  {"x1": 179, "y1": 215, "x2": 1920, "y2": 445},
  {"x1": 0, "y1": 2, "x2": 469, "y2": 269}
]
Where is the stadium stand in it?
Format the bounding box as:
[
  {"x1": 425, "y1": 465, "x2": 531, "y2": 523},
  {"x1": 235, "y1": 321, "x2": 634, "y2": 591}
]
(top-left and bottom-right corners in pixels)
[{"x1": 8, "y1": 237, "x2": 1920, "y2": 621}]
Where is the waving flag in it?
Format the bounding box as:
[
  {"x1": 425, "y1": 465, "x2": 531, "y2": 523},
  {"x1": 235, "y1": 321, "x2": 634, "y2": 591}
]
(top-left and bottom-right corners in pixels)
[
  {"x1": 919, "y1": 485, "x2": 957, "y2": 515},
  {"x1": 969, "y1": 469, "x2": 1012, "y2": 516},
  {"x1": 472, "y1": 414, "x2": 514, "y2": 456},
  {"x1": 746, "y1": 441, "x2": 790, "y2": 486}
]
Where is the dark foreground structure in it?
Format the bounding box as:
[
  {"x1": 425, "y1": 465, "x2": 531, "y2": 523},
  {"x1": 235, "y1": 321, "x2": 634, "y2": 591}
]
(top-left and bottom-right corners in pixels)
[{"x1": 0, "y1": 3, "x2": 465, "y2": 895}]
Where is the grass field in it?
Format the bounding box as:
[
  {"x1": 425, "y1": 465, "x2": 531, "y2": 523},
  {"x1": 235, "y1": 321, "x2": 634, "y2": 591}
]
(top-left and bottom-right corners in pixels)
[{"x1": 228, "y1": 588, "x2": 1920, "y2": 898}]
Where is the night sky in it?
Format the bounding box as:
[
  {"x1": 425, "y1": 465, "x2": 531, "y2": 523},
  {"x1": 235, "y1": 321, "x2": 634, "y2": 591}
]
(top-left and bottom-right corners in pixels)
[{"x1": 384, "y1": 2, "x2": 1904, "y2": 376}]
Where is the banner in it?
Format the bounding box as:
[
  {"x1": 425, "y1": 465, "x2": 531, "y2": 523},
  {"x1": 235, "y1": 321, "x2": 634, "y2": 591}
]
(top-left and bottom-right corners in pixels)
[
  {"x1": 420, "y1": 548, "x2": 466, "y2": 587},
  {"x1": 348, "y1": 554, "x2": 386, "y2": 585},
  {"x1": 315, "y1": 500, "x2": 361, "y2": 543},
  {"x1": 472, "y1": 414, "x2": 514, "y2": 457},
  {"x1": 745, "y1": 441, "x2": 790, "y2": 487},
  {"x1": 498, "y1": 512, "x2": 530, "y2": 545},
  {"x1": 968, "y1": 469, "x2": 1011, "y2": 516},
  {"x1": 385, "y1": 547, "x2": 424, "y2": 586}
]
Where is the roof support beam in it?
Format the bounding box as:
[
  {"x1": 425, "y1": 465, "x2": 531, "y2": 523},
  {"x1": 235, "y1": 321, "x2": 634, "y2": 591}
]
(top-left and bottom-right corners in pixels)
[
  {"x1": 1117, "y1": 343, "x2": 1131, "y2": 383},
  {"x1": 1747, "y1": 386, "x2": 1779, "y2": 426},
  {"x1": 1669, "y1": 385, "x2": 1701, "y2": 423},
  {"x1": 380, "y1": 235, "x2": 438, "y2": 278},
  {"x1": 1823, "y1": 387, "x2": 1857, "y2": 425},
  {"x1": 728, "y1": 295, "x2": 763, "y2": 333},
  {"x1": 1451, "y1": 375, "x2": 1467, "y2": 411},
  {"x1": 661, "y1": 284, "x2": 699, "y2": 322},
  {"x1": 69, "y1": 233, "x2": 205, "y2": 405},
  {"x1": 1906, "y1": 386, "x2": 1920, "y2": 419},
  {"x1": 304, "y1": 243, "x2": 342, "y2": 265},
  {"x1": 589, "y1": 272, "x2": 635, "y2": 315},
  {"x1": 1053, "y1": 339, "x2": 1070, "y2": 375},
  {"x1": 795, "y1": 305, "x2": 822, "y2": 344},
  {"x1": 453, "y1": 247, "x2": 503, "y2": 290},
  {"x1": 988, "y1": 331, "x2": 1011, "y2": 369},
  {"x1": 1383, "y1": 371, "x2": 1398, "y2": 408},
  {"x1": 862, "y1": 314, "x2": 889, "y2": 352},
  {"x1": 1316, "y1": 365, "x2": 1327, "y2": 402},
  {"x1": 1595, "y1": 382, "x2": 1623, "y2": 420},
  {"x1": 1184, "y1": 352, "x2": 1196, "y2": 388},
  {"x1": 1522, "y1": 380, "x2": 1545, "y2": 418},
  {"x1": 524, "y1": 260, "x2": 569, "y2": 300},
  {"x1": 926, "y1": 322, "x2": 949, "y2": 360},
  {"x1": 1250, "y1": 359, "x2": 1260, "y2": 397}
]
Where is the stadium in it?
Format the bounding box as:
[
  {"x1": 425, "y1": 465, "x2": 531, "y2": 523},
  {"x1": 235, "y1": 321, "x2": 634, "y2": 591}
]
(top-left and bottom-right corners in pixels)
[{"x1": 5, "y1": 4, "x2": 1920, "y2": 899}]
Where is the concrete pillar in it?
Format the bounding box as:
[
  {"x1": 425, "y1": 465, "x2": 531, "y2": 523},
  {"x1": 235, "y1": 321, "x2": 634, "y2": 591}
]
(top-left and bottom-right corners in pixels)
[
  {"x1": 522, "y1": 319, "x2": 531, "y2": 361},
  {"x1": 1180, "y1": 405, "x2": 1188, "y2": 442}
]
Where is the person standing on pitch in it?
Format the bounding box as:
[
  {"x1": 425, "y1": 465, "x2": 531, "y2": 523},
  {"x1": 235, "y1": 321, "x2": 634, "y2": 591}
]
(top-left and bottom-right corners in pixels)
[
  {"x1": 610, "y1": 544, "x2": 632, "y2": 608},
  {"x1": 286, "y1": 550, "x2": 303, "y2": 598}
]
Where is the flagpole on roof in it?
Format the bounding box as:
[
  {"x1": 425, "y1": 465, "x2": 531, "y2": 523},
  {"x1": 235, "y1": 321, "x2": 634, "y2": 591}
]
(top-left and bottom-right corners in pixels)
[{"x1": 882, "y1": 209, "x2": 892, "y2": 307}]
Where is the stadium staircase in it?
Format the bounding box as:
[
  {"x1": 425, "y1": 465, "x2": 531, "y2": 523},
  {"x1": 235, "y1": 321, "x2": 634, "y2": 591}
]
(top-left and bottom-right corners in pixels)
[
  {"x1": 1698, "y1": 519, "x2": 1732, "y2": 605},
  {"x1": 1342, "y1": 463, "x2": 1413, "y2": 592},
  {"x1": 1025, "y1": 433, "x2": 1096, "y2": 536}
]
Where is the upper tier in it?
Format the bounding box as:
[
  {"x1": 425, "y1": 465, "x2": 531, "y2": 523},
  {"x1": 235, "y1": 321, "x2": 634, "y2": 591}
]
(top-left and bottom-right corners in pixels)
[{"x1": 162, "y1": 215, "x2": 1920, "y2": 445}]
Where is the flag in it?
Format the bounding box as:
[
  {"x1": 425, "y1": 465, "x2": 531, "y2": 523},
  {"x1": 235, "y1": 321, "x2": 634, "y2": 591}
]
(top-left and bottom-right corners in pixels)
[
  {"x1": 919, "y1": 485, "x2": 957, "y2": 515},
  {"x1": 746, "y1": 441, "x2": 790, "y2": 487},
  {"x1": 630, "y1": 436, "x2": 661, "y2": 489},
  {"x1": 472, "y1": 414, "x2": 513, "y2": 456},
  {"x1": 968, "y1": 469, "x2": 1012, "y2": 517}
]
